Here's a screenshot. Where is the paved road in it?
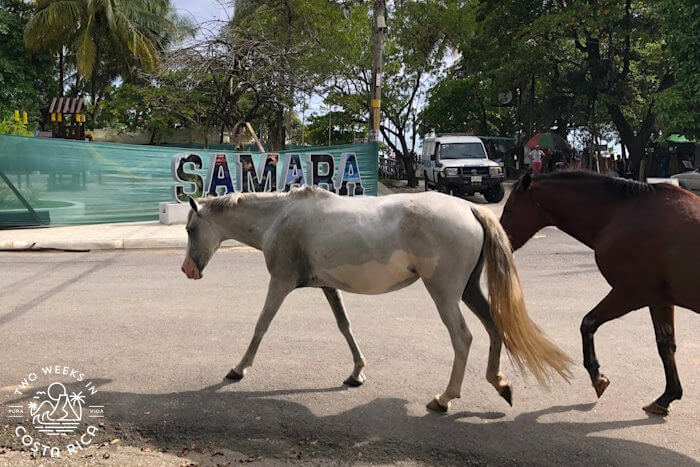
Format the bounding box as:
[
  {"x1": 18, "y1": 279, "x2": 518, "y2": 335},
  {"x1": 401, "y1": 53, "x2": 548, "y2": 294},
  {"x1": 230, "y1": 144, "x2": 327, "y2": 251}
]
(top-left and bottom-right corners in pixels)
[{"x1": 1, "y1": 228, "x2": 698, "y2": 464}]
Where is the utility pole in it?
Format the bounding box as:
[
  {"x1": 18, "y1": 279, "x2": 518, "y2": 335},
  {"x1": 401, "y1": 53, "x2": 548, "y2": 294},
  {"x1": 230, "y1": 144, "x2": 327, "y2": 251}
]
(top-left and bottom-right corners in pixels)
[
  {"x1": 369, "y1": 0, "x2": 386, "y2": 142},
  {"x1": 301, "y1": 102, "x2": 306, "y2": 146},
  {"x1": 328, "y1": 107, "x2": 332, "y2": 146}
]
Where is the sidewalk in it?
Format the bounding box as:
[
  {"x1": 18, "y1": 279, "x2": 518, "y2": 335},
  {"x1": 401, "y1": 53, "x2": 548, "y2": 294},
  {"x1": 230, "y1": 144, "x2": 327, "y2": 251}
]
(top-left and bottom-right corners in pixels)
[{"x1": 0, "y1": 221, "x2": 243, "y2": 251}]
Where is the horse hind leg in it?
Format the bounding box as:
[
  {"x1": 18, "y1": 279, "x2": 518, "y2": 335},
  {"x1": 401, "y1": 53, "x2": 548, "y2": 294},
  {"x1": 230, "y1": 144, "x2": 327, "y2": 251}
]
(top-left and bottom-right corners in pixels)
[
  {"x1": 643, "y1": 305, "x2": 682, "y2": 416},
  {"x1": 462, "y1": 276, "x2": 513, "y2": 406},
  {"x1": 322, "y1": 287, "x2": 366, "y2": 386},
  {"x1": 423, "y1": 281, "x2": 473, "y2": 413}
]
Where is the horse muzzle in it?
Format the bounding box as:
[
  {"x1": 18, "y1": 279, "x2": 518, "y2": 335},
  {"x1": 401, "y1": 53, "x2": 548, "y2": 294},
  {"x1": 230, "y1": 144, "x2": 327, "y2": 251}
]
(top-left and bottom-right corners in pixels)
[{"x1": 181, "y1": 257, "x2": 202, "y2": 280}]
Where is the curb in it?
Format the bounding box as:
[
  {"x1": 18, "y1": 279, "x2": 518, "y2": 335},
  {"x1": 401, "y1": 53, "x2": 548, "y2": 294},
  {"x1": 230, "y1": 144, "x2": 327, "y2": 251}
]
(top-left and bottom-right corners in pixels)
[{"x1": 0, "y1": 238, "x2": 242, "y2": 251}]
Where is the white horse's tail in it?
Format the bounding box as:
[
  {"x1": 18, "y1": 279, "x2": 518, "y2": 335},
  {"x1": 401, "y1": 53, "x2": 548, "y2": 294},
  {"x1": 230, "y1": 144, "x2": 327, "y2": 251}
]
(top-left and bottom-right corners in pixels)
[{"x1": 471, "y1": 206, "x2": 572, "y2": 385}]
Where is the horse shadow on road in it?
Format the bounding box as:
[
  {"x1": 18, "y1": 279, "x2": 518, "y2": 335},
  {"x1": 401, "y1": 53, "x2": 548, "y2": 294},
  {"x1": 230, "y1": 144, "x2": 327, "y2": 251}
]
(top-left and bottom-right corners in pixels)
[{"x1": 2, "y1": 378, "x2": 694, "y2": 465}]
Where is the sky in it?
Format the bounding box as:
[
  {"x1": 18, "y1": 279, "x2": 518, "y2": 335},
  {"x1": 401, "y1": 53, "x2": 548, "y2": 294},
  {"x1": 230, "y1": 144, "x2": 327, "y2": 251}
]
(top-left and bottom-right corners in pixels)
[{"x1": 171, "y1": 0, "x2": 230, "y2": 25}]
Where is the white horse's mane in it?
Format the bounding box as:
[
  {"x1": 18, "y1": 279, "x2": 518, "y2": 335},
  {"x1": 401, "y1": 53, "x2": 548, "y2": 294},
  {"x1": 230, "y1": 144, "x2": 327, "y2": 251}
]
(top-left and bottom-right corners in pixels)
[{"x1": 202, "y1": 185, "x2": 334, "y2": 211}]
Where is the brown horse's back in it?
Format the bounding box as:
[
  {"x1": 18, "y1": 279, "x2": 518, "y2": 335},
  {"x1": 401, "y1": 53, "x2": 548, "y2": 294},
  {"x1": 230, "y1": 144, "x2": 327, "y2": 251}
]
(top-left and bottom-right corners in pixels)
[{"x1": 595, "y1": 185, "x2": 700, "y2": 311}]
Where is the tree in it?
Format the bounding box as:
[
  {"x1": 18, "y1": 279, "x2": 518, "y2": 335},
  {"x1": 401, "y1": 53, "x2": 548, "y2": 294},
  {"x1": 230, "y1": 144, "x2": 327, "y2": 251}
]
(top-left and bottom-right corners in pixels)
[
  {"x1": 302, "y1": 110, "x2": 360, "y2": 146},
  {"x1": 421, "y1": 74, "x2": 527, "y2": 140},
  {"x1": 455, "y1": 0, "x2": 681, "y2": 176},
  {"x1": 656, "y1": 0, "x2": 700, "y2": 139},
  {"x1": 160, "y1": 0, "x2": 329, "y2": 149},
  {"x1": 226, "y1": 0, "x2": 349, "y2": 150},
  {"x1": 24, "y1": 0, "x2": 178, "y2": 123},
  {"x1": 324, "y1": 1, "x2": 456, "y2": 186},
  {"x1": 0, "y1": 0, "x2": 57, "y2": 122},
  {"x1": 100, "y1": 74, "x2": 210, "y2": 144}
]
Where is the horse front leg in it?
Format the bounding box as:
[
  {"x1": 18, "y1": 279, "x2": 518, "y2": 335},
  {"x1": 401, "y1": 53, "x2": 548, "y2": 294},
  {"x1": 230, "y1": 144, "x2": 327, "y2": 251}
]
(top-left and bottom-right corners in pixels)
[
  {"x1": 580, "y1": 288, "x2": 643, "y2": 398},
  {"x1": 322, "y1": 287, "x2": 367, "y2": 386},
  {"x1": 643, "y1": 305, "x2": 682, "y2": 416},
  {"x1": 226, "y1": 277, "x2": 293, "y2": 380}
]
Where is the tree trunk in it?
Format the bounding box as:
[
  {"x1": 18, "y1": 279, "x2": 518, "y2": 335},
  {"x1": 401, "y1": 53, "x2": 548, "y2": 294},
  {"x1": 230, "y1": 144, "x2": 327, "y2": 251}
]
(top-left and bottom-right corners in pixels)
[
  {"x1": 478, "y1": 102, "x2": 488, "y2": 135},
  {"x1": 608, "y1": 103, "x2": 654, "y2": 179},
  {"x1": 90, "y1": 76, "x2": 98, "y2": 127},
  {"x1": 269, "y1": 106, "x2": 286, "y2": 151},
  {"x1": 400, "y1": 151, "x2": 418, "y2": 187},
  {"x1": 528, "y1": 75, "x2": 535, "y2": 135},
  {"x1": 58, "y1": 49, "x2": 64, "y2": 97},
  {"x1": 379, "y1": 125, "x2": 417, "y2": 187}
]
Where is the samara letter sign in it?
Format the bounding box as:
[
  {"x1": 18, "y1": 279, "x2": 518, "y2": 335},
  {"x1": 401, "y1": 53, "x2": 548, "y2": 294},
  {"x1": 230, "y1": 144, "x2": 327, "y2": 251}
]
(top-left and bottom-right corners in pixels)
[{"x1": 172, "y1": 152, "x2": 365, "y2": 203}]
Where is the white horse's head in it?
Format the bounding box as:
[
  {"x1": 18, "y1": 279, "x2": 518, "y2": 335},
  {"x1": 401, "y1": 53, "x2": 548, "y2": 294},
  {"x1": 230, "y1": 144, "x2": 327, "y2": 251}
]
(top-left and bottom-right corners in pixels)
[{"x1": 181, "y1": 197, "x2": 222, "y2": 280}]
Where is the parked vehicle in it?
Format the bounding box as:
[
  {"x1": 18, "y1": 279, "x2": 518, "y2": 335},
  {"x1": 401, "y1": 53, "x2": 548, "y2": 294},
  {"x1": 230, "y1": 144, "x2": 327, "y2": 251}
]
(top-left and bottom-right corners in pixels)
[
  {"x1": 671, "y1": 168, "x2": 700, "y2": 193},
  {"x1": 421, "y1": 134, "x2": 505, "y2": 202}
]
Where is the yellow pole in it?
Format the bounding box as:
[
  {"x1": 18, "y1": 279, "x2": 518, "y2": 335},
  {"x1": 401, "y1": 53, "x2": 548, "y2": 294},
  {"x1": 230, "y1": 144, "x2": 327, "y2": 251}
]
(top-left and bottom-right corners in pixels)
[
  {"x1": 14, "y1": 110, "x2": 20, "y2": 122},
  {"x1": 22, "y1": 112, "x2": 28, "y2": 124}
]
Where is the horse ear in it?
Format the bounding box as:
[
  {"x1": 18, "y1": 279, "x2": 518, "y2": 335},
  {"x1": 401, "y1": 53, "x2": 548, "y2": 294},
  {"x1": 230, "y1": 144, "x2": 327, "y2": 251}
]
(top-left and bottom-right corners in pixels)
[
  {"x1": 521, "y1": 172, "x2": 532, "y2": 191},
  {"x1": 188, "y1": 196, "x2": 199, "y2": 213}
]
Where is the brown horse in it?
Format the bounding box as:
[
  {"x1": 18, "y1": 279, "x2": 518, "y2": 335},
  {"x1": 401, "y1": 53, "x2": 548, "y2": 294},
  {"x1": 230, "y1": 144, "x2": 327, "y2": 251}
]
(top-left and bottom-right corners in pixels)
[{"x1": 500, "y1": 171, "x2": 699, "y2": 416}]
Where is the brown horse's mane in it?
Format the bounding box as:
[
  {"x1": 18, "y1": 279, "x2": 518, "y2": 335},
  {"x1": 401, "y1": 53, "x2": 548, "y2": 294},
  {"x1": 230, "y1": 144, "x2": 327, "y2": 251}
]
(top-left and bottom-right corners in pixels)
[{"x1": 534, "y1": 170, "x2": 657, "y2": 198}]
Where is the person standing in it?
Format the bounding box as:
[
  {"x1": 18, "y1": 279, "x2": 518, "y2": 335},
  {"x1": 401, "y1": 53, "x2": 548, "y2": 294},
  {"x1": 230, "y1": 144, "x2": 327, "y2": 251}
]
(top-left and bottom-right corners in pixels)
[{"x1": 531, "y1": 146, "x2": 544, "y2": 174}]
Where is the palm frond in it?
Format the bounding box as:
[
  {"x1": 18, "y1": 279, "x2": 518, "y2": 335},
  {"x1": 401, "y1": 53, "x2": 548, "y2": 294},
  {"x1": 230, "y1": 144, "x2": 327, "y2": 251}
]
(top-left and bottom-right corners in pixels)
[
  {"x1": 24, "y1": 0, "x2": 84, "y2": 50},
  {"x1": 76, "y1": 25, "x2": 97, "y2": 80}
]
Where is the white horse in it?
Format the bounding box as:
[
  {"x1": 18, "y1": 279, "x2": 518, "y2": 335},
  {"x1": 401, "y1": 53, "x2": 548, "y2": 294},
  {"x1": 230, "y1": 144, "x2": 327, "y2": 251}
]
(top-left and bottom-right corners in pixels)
[{"x1": 181, "y1": 186, "x2": 571, "y2": 412}]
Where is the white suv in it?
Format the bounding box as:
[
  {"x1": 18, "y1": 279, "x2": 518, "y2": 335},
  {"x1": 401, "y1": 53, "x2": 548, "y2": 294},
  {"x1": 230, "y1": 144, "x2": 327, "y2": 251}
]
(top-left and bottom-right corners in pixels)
[{"x1": 421, "y1": 134, "x2": 505, "y2": 203}]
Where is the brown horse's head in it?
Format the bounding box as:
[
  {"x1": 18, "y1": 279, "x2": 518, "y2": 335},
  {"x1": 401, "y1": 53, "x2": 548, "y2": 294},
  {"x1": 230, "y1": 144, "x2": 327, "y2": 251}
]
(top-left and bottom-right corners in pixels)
[
  {"x1": 500, "y1": 172, "x2": 549, "y2": 250},
  {"x1": 181, "y1": 197, "x2": 222, "y2": 280}
]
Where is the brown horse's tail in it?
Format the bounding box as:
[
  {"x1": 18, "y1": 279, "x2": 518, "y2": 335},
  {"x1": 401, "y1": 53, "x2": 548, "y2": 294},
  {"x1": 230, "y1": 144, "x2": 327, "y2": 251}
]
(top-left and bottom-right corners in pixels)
[{"x1": 471, "y1": 206, "x2": 572, "y2": 385}]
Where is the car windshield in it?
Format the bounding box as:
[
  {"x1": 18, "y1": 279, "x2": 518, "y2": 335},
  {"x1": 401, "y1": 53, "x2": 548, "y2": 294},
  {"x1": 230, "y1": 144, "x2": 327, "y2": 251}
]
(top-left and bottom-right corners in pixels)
[{"x1": 439, "y1": 142, "x2": 487, "y2": 159}]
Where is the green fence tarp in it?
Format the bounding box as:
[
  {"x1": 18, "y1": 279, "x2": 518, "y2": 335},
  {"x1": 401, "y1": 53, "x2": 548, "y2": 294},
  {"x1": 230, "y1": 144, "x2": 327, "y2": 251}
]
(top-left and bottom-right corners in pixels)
[{"x1": 0, "y1": 135, "x2": 378, "y2": 227}]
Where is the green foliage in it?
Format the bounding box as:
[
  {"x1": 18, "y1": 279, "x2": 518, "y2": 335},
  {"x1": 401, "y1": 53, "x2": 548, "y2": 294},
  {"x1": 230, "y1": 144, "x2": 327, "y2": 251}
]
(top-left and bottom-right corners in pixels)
[
  {"x1": 22, "y1": 0, "x2": 183, "y2": 126},
  {"x1": 656, "y1": 0, "x2": 700, "y2": 139},
  {"x1": 301, "y1": 111, "x2": 362, "y2": 146},
  {"x1": 101, "y1": 73, "x2": 210, "y2": 144},
  {"x1": 0, "y1": 116, "x2": 33, "y2": 136},
  {"x1": 422, "y1": 0, "x2": 694, "y2": 175},
  {"x1": 24, "y1": 0, "x2": 177, "y2": 82},
  {"x1": 0, "y1": 0, "x2": 57, "y2": 122},
  {"x1": 421, "y1": 76, "x2": 515, "y2": 136}
]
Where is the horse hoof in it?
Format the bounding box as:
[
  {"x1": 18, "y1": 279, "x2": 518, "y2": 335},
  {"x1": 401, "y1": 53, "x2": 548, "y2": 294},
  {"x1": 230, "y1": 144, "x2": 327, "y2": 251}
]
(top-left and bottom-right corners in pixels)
[
  {"x1": 499, "y1": 384, "x2": 513, "y2": 407},
  {"x1": 426, "y1": 397, "x2": 449, "y2": 413},
  {"x1": 343, "y1": 374, "x2": 365, "y2": 387},
  {"x1": 225, "y1": 369, "x2": 244, "y2": 380},
  {"x1": 593, "y1": 375, "x2": 610, "y2": 398},
  {"x1": 643, "y1": 402, "x2": 669, "y2": 416}
]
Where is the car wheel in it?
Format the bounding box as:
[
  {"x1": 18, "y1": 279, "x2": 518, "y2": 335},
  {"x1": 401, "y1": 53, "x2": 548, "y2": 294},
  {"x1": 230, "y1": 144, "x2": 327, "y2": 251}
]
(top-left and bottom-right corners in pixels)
[{"x1": 484, "y1": 184, "x2": 505, "y2": 203}]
